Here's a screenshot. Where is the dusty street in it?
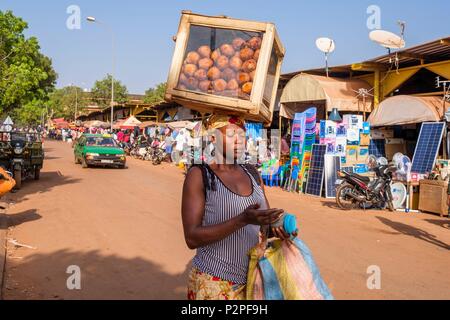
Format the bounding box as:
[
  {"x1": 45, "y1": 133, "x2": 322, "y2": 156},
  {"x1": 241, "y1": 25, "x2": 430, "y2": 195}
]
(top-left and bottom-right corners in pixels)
[{"x1": 1, "y1": 140, "x2": 449, "y2": 300}]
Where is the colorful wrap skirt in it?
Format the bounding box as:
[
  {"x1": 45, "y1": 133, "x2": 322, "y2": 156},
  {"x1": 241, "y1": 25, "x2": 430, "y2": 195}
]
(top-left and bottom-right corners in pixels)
[{"x1": 187, "y1": 268, "x2": 246, "y2": 300}]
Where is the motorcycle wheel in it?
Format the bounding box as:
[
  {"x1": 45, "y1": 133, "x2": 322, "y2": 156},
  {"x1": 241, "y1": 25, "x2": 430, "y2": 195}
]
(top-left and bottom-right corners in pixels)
[
  {"x1": 13, "y1": 169, "x2": 22, "y2": 190},
  {"x1": 385, "y1": 188, "x2": 395, "y2": 212},
  {"x1": 336, "y1": 183, "x2": 359, "y2": 210},
  {"x1": 34, "y1": 168, "x2": 40, "y2": 180}
]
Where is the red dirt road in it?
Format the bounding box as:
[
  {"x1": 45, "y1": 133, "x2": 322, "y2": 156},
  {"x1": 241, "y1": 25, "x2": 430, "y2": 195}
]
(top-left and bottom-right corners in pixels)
[{"x1": 2, "y1": 140, "x2": 449, "y2": 299}]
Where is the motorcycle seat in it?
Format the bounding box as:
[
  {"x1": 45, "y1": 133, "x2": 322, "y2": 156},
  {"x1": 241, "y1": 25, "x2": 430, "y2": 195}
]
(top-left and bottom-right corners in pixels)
[{"x1": 348, "y1": 173, "x2": 370, "y2": 183}]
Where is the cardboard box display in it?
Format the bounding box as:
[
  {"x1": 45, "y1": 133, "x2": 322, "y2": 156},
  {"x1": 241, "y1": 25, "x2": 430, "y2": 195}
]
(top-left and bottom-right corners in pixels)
[
  {"x1": 372, "y1": 128, "x2": 394, "y2": 140},
  {"x1": 346, "y1": 146, "x2": 358, "y2": 166},
  {"x1": 354, "y1": 164, "x2": 369, "y2": 174},
  {"x1": 360, "y1": 133, "x2": 371, "y2": 146},
  {"x1": 320, "y1": 120, "x2": 337, "y2": 139},
  {"x1": 336, "y1": 123, "x2": 347, "y2": 137},
  {"x1": 343, "y1": 115, "x2": 363, "y2": 130},
  {"x1": 335, "y1": 137, "x2": 347, "y2": 156},
  {"x1": 362, "y1": 122, "x2": 370, "y2": 134},
  {"x1": 385, "y1": 138, "x2": 406, "y2": 160},
  {"x1": 347, "y1": 128, "x2": 360, "y2": 146},
  {"x1": 357, "y1": 146, "x2": 369, "y2": 163}
]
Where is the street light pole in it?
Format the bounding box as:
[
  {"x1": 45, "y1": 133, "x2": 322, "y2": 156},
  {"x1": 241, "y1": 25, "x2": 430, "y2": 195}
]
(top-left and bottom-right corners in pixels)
[{"x1": 87, "y1": 16, "x2": 115, "y2": 132}]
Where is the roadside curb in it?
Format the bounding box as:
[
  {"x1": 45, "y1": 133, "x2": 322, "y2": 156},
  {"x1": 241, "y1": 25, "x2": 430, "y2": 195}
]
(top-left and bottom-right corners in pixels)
[{"x1": 0, "y1": 212, "x2": 7, "y2": 300}]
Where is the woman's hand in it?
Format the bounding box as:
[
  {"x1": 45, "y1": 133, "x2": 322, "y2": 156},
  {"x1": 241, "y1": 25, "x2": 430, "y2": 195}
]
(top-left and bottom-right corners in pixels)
[
  {"x1": 241, "y1": 204, "x2": 284, "y2": 226},
  {"x1": 271, "y1": 227, "x2": 298, "y2": 241}
]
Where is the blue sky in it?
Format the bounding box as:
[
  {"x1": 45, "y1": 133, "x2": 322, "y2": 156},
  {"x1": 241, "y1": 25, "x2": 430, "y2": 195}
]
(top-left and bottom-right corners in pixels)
[{"x1": 1, "y1": 0, "x2": 449, "y2": 94}]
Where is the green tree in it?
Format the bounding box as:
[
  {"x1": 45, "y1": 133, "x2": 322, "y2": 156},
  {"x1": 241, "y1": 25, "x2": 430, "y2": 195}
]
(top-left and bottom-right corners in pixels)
[
  {"x1": 91, "y1": 74, "x2": 128, "y2": 108},
  {"x1": 0, "y1": 10, "x2": 57, "y2": 122},
  {"x1": 47, "y1": 86, "x2": 87, "y2": 120},
  {"x1": 144, "y1": 82, "x2": 166, "y2": 104}
]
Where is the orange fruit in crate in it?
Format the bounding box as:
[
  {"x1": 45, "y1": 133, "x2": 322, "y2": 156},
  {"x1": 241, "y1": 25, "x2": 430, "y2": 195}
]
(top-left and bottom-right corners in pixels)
[
  {"x1": 198, "y1": 58, "x2": 214, "y2": 70},
  {"x1": 247, "y1": 36, "x2": 262, "y2": 50},
  {"x1": 226, "y1": 79, "x2": 239, "y2": 91},
  {"x1": 240, "y1": 47, "x2": 254, "y2": 61},
  {"x1": 186, "y1": 51, "x2": 200, "y2": 65},
  {"x1": 254, "y1": 49, "x2": 260, "y2": 61},
  {"x1": 232, "y1": 37, "x2": 246, "y2": 50},
  {"x1": 179, "y1": 73, "x2": 188, "y2": 85},
  {"x1": 242, "y1": 59, "x2": 257, "y2": 73},
  {"x1": 183, "y1": 64, "x2": 198, "y2": 77},
  {"x1": 212, "y1": 79, "x2": 227, "y2": 92},
  {"x1": 221, "y1": 68, "x2": 236, "y2": 82},
  {"x1": 229, "y1": 56, "x2": 243, "y2": 71},
  {"x1": 186, "y1": 77, "x2": 199, "y2": 90},
  {"x1": 242, "y1": 82, "x2": 253, "y2": 94},
  {"x1": 220, "y1": 44, "x2": 235, "y2": 57},
  {"x1": 197, "y1": 45, "x2": 212, "y2": 58},
  {"x1": 194, "y1": 69, "x2": 208, "y2": 81},
  {"x1": 207, "y1": 67, "x2": 221, "y2": 80},
  {"x1": 249, "y1": 70, "x2": 256, "y2": 81},
  {"x1": 238, "y1": 72, "x2": 251, "y2": 84},
  {"x1": 215, "y1": 55, "x2": 229, "y2": 70},
  {"x1": 211, "y1": 48, "x2": 221, "y2": 61},
  {"x1": 198, "y1": 80, "x2": 211, "y2": 92}
]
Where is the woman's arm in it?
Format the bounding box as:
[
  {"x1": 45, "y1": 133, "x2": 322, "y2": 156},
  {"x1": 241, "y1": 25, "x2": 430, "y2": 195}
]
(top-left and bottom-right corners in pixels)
[
  {"x1": 254, "y1": 167, "x2": 296, "y2": 240},
  {"x1": 181, "y1": 167, "x2": 283, "y2": 250}
]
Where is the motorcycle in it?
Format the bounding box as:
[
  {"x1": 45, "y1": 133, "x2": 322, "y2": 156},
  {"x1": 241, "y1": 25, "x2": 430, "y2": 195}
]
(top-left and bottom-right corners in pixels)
[
  {"x1": 335, "y1": 163, "x2": 396, "y2": 211},
  {"x1": 119, "y1": 142, "x2": 132, "y2": 156},
  {"x1": 151, "y1": 147, "x2": 167, "y2": 165}
]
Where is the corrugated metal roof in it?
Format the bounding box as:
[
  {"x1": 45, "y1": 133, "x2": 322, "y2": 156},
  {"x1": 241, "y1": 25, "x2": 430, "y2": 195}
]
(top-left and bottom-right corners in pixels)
[
  {"x1": 281, "y1": 36, "x2": 450, "y2": 82},
  {"x1": 368, "y1": 36, "x2": 450, "y2": 66}
]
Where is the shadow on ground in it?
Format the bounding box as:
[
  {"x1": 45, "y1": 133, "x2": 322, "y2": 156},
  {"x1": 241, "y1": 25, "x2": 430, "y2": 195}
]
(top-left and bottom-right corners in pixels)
[
  {"x1": 424, "y1": 219, "x2": 450, "y2": 230},
  {"x1": 0, "y1": 209, "x2": 42, "y2": 230},
  {"x1": 4, "y1": 249, "x2": 192, "y2": 300},
  {"x1": 376, "y1": 216, "x2": 450, "y2": 250},
  {"x1": 3, "y1": 171, "x2": 81, "y2": 205}
]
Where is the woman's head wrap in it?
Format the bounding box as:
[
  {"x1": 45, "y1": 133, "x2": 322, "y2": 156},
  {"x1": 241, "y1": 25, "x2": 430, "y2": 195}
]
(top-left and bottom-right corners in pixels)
[{"x1": 205, "y1": 114, "x2": 245, "y2": 130}]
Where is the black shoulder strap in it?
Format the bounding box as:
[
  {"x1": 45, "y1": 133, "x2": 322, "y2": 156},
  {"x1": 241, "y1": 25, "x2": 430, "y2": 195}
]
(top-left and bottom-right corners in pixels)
[{"x1": 242, "y1": 164, "x2": 262, "y2": 186}]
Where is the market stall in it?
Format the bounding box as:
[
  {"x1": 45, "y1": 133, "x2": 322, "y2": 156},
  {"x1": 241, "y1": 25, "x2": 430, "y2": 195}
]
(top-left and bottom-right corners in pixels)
[{"x1": 279, "y1": 73, "x2": 373, "y2": 120}]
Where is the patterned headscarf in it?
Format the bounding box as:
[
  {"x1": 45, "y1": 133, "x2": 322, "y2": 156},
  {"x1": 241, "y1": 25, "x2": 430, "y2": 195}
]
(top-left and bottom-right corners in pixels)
[{"x1": 205, "y1": 114, "x2": 245, "y2": 130}]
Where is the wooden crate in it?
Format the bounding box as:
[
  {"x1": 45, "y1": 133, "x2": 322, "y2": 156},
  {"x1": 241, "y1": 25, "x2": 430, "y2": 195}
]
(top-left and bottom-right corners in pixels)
[
  {"x1": 164, "y1": 11, "x2": 285, "y2": 126},
  {"x1": 419, "y1": 180, "x2": 449, "y2": 217}
]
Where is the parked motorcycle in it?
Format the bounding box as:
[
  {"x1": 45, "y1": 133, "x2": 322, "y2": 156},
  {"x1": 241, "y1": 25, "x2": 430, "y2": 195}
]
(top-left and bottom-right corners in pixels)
[
  {"x1": 151, "y1": 147, "x2": 167, "y2": 165},
  {"x1": 335, "y1": 163, "x2": 396, "y2": 211}
]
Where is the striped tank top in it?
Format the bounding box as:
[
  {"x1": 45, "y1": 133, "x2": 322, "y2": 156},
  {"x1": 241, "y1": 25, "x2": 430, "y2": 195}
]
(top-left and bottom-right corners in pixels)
[{"x1": 192, "y1": 165, "x2": 267, "y2": 284}]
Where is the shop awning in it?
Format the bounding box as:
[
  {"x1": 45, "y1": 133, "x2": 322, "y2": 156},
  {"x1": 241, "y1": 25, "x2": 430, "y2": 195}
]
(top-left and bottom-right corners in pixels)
[
  {"x1": 119, "y1": 116, "x2": 142, "y2": 129},
  {"x1": 279, "y1": 73, "x2": 372, "y2": 119},
  {"x1": 368, "y1": 95, "x2": 449, "y2": 127}
]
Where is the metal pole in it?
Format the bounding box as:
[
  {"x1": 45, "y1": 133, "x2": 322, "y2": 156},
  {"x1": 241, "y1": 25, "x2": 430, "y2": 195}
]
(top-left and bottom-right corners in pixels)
[
  {"x1": 110, "y1": 26, "x2": 115, "y2": 132},
  {"x1": 75, "y1": 86, "x2": 78, "y2": 123}
]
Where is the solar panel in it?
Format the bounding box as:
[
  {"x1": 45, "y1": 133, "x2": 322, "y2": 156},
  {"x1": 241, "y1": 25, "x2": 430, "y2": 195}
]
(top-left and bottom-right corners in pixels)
[
  {"x1": 305, "y1": 144, "x2": 326, "y2": 197},
  {"x1": 369, "y1": 139, "x2": 386, "y2": 158},
  {"x1": 411, "y1": 122, "x2": 445, "y2": 174},
  {"x1": 324, "y1": 155, "x2": 341, "y2": 198}
]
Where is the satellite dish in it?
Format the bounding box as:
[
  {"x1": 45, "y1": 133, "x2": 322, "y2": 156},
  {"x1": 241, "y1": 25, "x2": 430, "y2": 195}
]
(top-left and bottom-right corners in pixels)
[
  {"x1": 316, "y1": 37, "x2": 335, "y2": 53},
  {"x1": 369, "y1": 30, "x2": 405, "y2": 49},
  {"x1": 315, "y1": 37, "x2": 335, "y2": 78}
]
